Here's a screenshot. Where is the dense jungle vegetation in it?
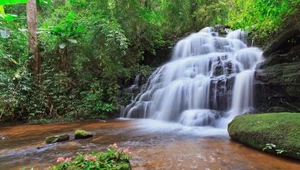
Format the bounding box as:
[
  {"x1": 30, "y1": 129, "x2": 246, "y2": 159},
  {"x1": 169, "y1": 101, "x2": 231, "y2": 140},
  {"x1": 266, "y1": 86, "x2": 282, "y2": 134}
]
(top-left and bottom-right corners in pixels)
[{"x1": 0, "y1": 0, "x2": 299, "y2": 123}]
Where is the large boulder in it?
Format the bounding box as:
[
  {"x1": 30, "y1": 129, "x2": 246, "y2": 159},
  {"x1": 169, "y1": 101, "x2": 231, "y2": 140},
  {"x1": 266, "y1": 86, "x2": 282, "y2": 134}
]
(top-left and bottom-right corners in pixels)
[
  {"x1": 263, "y1": 27, "x2": 300, "y2": 57},
  {"x1": 228, "y1": 113, "x2": 300, "y2": 160},
  {"x1": 45, "y1": 134, "x2": 70, "y2": 144},
  {"x1": 254, "y1": 27, "x2": 300, "y2": 112},
  {"x1": 74, "y1": 130, "x2": 93, "y2": 139}
]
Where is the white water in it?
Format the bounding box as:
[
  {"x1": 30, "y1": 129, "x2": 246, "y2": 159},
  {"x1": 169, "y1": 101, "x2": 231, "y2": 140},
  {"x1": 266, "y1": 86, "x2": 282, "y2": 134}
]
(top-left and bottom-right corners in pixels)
[{"x1": 122, "y1": 27, "x2": 263, "y2": 130}]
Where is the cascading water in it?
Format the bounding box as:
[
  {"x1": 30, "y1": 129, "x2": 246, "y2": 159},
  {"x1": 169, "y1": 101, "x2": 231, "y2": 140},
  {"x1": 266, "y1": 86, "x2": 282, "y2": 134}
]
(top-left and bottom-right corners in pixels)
[{"x1": 122, "y1": 27, "x2": 264, "y2": 127}]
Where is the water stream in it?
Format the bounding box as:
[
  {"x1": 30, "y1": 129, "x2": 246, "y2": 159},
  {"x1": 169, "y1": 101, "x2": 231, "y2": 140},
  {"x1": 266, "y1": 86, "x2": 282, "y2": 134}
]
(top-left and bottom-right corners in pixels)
[{"x1": 0, "y1": 120, "x2": 300, "y2": 170}]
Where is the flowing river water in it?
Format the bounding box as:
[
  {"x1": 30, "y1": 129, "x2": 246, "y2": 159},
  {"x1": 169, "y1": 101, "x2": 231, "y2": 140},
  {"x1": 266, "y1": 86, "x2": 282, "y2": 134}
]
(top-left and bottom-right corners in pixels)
[{"x1": 0, "y1": 119, "x2": 299, "y2": 170}]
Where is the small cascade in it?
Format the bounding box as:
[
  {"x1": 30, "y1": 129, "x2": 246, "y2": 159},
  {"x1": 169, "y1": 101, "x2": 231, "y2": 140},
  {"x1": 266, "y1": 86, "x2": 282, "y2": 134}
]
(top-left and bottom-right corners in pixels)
[
  {"x1": 122, "y1": 27, "x2": 264, "y2": 127},
  {"x1": 125, "y1": 74, "x2": 141, "y2": 102}
]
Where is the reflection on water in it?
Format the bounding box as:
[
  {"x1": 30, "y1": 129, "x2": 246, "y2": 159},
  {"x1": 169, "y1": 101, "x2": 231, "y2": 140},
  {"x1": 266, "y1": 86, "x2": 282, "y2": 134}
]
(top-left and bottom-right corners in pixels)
[{"x1": 0, "y1": 119, "x2": 299, "y2": 170}]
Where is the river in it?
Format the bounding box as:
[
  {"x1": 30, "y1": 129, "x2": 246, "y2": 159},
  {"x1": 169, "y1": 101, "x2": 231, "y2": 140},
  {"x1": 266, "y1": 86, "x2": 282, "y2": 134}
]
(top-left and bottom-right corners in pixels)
[{"x1": 0, "y1": 119, "x2": 299, "y2": 170}]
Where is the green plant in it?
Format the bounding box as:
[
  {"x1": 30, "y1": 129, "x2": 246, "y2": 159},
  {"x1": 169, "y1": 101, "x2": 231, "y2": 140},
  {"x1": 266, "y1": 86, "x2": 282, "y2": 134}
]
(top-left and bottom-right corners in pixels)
[
  {"x1": 228, "y1": 0, "x2": 300, "y2": 42},
  {"x1": 262, "y1": 143, "x2": 276, "y2": 151},
  {"x1": 276, "y1": 149, "x2": 286, "y2": 154},
  {"x1": 51, "y1": 143, "x2": 132, "y2": 170}
]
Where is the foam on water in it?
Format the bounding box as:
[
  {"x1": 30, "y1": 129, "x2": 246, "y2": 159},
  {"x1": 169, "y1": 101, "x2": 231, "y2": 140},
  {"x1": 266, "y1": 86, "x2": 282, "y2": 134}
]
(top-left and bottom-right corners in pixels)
[{"x1": 119, "y1": 118, "x2": 228, "y2": 137}]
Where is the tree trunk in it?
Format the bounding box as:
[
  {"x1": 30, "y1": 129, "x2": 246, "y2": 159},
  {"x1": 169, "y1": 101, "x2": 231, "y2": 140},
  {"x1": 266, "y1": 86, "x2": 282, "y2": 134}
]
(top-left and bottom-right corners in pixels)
[{"x1": 26, "y1": 0, "x2": 41, "y2": 77}]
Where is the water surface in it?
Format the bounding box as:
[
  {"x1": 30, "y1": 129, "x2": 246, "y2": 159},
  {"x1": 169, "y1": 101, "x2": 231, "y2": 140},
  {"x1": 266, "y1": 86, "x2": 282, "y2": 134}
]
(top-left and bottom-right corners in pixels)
[{"x1": 0, "y1": 119, "x2": 299, "y2": 170}]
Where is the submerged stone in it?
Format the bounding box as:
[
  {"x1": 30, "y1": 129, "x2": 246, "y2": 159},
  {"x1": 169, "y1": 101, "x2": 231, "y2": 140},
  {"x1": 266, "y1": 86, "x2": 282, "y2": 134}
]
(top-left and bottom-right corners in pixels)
[
  {"x1": 45, "y1": 134, "x2": 70, "y2": 144},
  {"x1": 74, "y1": 130, "x2": 93, "y2": 139}
]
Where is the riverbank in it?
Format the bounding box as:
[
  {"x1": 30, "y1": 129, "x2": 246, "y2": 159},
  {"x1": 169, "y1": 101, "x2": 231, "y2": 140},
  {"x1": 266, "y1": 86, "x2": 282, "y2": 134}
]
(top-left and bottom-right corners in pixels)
[
  {"x1": 228, "y1": 112, "x2": 300, "y2": 160},
  {"x1": 0, "y1": 111, "x2": 120, "y2": 126},
  {"x1": 0, "y1": 117, "x2": 104, "y2": 126}
]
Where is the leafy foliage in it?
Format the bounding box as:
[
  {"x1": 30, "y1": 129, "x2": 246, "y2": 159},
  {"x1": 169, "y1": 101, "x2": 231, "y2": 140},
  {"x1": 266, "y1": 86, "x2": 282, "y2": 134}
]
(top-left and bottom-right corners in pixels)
[
  {"x1": 228, "y1": 0, "x2": 300, "y2": 42},
  {"x1": 0, "y1": 0, "x2": 28, "y2": 5},
  {"x1": 0, "y1": 0, "x2": 299, "y2": 122},
  {"x1": 51, "y1": 144, "x2": 131, "y2": 170}
]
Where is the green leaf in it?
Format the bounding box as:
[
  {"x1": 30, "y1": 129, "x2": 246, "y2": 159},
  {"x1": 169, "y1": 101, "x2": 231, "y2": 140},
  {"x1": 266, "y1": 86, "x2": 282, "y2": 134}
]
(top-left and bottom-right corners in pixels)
[
  {"x1": 67, "y1": 39, "x2": 77, "y2": 44},
  {"x1": 3, "y1": 14, "x2": 18, "y2": 22},
  {"x1": 0, "y1": 0, "x2": 28, "y2": 5},
  {"x1": 67, "y1": 11, "x2": 75, "y2": 18},
  {"x1": 59, "y1": 43, "x2": 67, "y2": 49},
  {"x1": 0, "y1": 5, "x2": 4, "y2": 15},
  {"x1": 8, "y1": 57, "x2": 19, "y2": 65}
]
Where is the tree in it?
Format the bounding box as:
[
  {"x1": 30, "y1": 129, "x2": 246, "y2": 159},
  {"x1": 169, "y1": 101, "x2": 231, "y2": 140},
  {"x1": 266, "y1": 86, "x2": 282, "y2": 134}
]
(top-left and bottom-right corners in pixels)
[{"x1": 26, "y1": 0, "x2": 41, "y2": 77}]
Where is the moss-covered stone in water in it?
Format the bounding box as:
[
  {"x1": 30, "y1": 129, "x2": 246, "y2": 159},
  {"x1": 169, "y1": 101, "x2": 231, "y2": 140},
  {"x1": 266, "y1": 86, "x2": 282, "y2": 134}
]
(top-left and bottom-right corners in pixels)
[
  {"x1": 74, "y1": 130, "x2": 93, "y2": 139},
  {"x1": 45, "y1": 134, "x2": 70, "y2": 144},
  {"x1": 228, "y1": 113, "x2": 300, "y2": 159}
]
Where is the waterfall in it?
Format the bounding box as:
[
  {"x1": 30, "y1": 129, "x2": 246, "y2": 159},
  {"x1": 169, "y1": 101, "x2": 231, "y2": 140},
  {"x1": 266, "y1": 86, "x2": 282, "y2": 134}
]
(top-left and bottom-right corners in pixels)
[
  {"x1": 126, "y1": 74, "x2": 141, "y2": 102},
  {"x1": 122, "y1": 27, "x2": 264, "y2": 127}
]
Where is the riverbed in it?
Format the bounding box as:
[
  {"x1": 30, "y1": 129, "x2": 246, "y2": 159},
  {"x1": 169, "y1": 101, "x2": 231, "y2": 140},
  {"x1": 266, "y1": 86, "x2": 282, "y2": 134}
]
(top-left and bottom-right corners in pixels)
[{"x1": 0, "y1": 119, "x2": 299, "y2": 170}]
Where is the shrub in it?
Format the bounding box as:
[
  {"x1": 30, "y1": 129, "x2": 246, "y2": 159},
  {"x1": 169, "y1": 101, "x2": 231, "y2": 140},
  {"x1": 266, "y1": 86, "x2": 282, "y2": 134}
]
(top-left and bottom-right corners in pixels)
[{"x1": 50, "y1": 143, "x2": 132, "y2": 170}]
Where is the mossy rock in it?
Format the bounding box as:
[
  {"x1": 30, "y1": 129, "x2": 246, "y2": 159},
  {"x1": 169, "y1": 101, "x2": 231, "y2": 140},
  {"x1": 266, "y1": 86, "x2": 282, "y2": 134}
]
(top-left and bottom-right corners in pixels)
[
  {"x1": 263, "y1": 27, "x2": 300, "y2": 57},
  {"x1": 228, "y1": 113, "x2": 300, "y2": 159},
  {"x1": 45, "y1": 134, "x2": 70, "y2": 144},
  {"x1": 256, "y1": 62, "x2": 300, "y2": 98},
  {"x1": 74, "y1": 130, "x2": 93, "y2": 139}
]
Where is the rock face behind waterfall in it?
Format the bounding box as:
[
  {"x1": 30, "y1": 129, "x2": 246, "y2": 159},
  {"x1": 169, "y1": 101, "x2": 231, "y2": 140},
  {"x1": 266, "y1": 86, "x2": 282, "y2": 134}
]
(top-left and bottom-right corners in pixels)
[
  {"x1": 254, "y1": 27, "x2": 300, "y2": 112},
  {"x1": 122, "y1": 27, "x2": 264, "y2": 126}
]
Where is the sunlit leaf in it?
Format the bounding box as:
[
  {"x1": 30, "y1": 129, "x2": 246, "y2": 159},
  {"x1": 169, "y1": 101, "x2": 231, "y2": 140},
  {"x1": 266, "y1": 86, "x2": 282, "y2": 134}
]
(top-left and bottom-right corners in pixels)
[
  {"x1": 3, "y1": 14, "x2": 18, "y2": 22},
  {"x1": 67, "y1": 39, "x2": 77, "y2": 44},
  {"x1": 59, "y1": 42, "x2": 67, "y2": 49},
  {"x1": 0, "y1": 0, "x2": 28, "y2": 5},
  {"x1": 8, "y1": 57, "x2": 19, "y2": 65},
  {"x1": 0, "y1": 5, "x2": 4, "y2": 15}
]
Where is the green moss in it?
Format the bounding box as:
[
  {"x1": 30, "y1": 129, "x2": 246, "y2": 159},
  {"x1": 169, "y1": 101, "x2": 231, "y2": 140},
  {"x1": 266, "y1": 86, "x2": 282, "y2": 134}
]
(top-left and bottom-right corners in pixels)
[
  {"x1": 228, "y1": 113, "x2": 300, "y2": 159},
  {"x1": 45, "y1": 134, "x2": 70, "y2": 144},
  {"x1": 74, "y1": 129, "x2": 93, "y2": 139}
]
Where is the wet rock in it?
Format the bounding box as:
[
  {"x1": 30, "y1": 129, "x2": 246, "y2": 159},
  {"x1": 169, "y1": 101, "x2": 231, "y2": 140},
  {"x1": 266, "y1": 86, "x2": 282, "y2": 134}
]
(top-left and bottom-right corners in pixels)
[
  {"x1": 213, "y1": 64, "x2": 223, "y2": 76},
  {"x1": 124, "y1": 103, "x2": 146, "y2": 118},
  {"x1": 267, "y1": 107, "x2": 290, "y2": 113},
  {"x1": 214, "y1": 24, "x2": 230, "y2": 36},
  {"x1": 254, "y1": 26, "x2": 300, "y2": 113},
  {"x1": 263, "y1": 27, "x2": 300, "y2": 57},
  {"x1": 255, "y1": 62, "x2": 300, "y2": 112},
  {"x1": 256, "y1": 62, "x2": 300, "y2": 97},
  {"x1": 261, "y1": 45, "x2": 300, "y2": 69},
  {"x1": 45, "y1": 134, "x2": 70, "y2": 144},
  {"x1": 37, "y1": 146, "x2": 44, "y2": 149},
  {"x1": 74, "y1": 130, "x2": 93, "y2": 139}
]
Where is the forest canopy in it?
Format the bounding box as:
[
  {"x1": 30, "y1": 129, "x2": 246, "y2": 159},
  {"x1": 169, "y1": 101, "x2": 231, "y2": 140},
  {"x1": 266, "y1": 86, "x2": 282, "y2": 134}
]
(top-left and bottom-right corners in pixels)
[{"x1": 0, "y1": 0, "x2": 299, "y2": 122}]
